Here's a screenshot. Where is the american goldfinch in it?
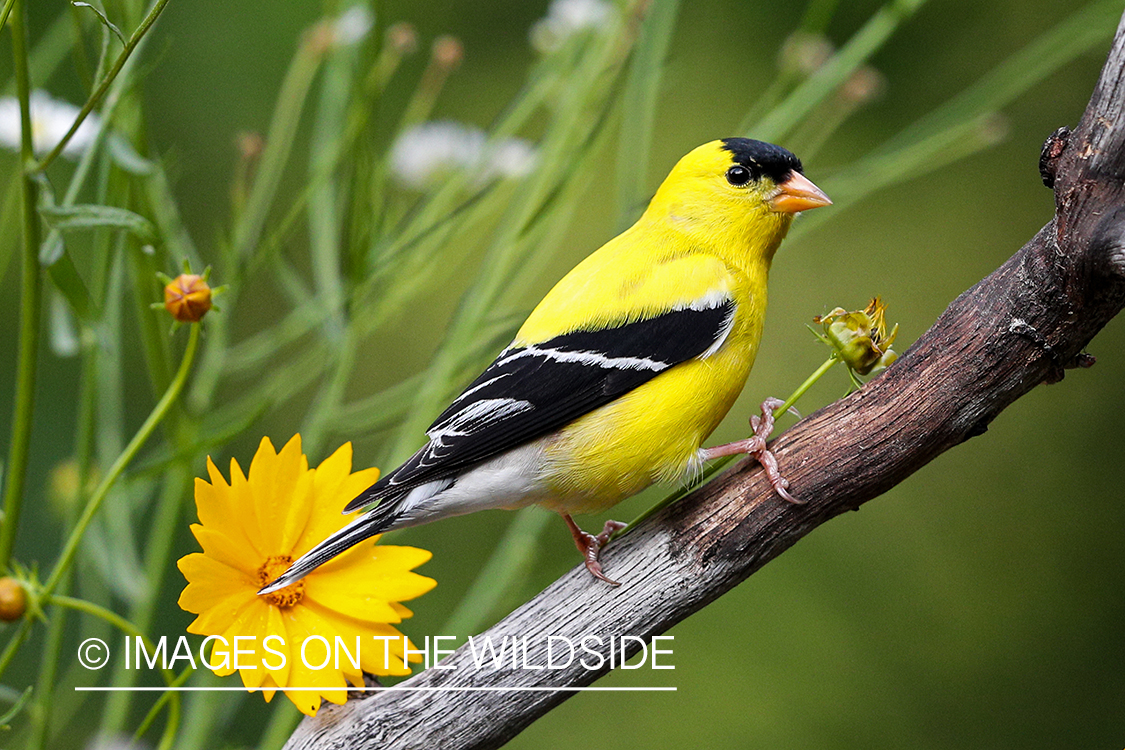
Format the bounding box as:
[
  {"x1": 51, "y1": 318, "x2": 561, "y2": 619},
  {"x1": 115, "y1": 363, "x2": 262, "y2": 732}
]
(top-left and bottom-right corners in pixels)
[{"x1": 261, "y1": 138, "x2": 830, "y2": 591}]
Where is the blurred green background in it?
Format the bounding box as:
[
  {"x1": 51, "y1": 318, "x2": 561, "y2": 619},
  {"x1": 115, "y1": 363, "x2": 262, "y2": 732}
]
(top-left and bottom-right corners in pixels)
[{"x1": 2, "y1": 0, "x2": 1124, "y2": 748}]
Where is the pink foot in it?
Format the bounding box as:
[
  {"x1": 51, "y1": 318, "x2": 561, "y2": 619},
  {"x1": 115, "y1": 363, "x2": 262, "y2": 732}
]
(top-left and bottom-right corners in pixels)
[
  {"x1": 699, "y1": 397, "x2": 803, "y2": 504},
  {"x1": 562, "y1": 514, "x2": 628, "y2": 586}
]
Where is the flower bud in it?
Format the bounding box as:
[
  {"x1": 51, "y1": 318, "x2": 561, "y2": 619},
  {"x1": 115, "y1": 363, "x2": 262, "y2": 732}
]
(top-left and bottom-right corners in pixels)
[
  {"x1": 779, "y1": 31, "x2": 834, "y2": 76},
  {"x1": 432, "y1": 36, "x2": 463, "y2": 70},
  {"x1": 164, "y1": 274, "x2": 213, "y2": 323},
  {"x1": 0, "y1": 577, "x2": 27, "y2": 621},
  {"x1": 386, "y1": 22, "x2": 418, "y2": 55},
  {"x1": 841, "y1": 66, "x2": 886, "y2": 106},
  {"x1": 237, "y1": 131, "x2": 264, "y2": 162},
  {"x1": 814, "y1": 297, "x2": 899, "y2": 376}
]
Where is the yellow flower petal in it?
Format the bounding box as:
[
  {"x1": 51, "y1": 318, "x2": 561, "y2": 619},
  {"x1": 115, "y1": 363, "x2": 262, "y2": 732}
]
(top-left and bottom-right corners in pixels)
[
  {"x1": 334, "y1": 467, "x2": 382, "y2": 512},
  {"x1": 357, "y1": 623, "x2": 419, "y2": 677},
  {"x1": 221, "y1": 601, "x2": 271, "y2": 691},
  {"x1": 309, "y1": 546, "x2": 436, "y2": 620},
  {"x1": 210, "y1": 458, "x2": 262, "y2": 553},
  {"x1": 246, "y1": 440, "x2": 283, "y2": 550},
  {"x1": 177, "y1": 553, "x2": 255, "y2": 613},
  {"x1": 279, "y1": 604, "x2": 350, "y2": 715},
  {"x1": 194, "y1": 468, "x2": 259, "y2": 557},
  {"x1": 198, "y1": 634, "x2": 237, "y2": 677},
  {"x1": 227, "y1": 455, "x2": 262, "y2": 550},
  {"x1": 264, "y1": 603, "x2": 292, "y2": 689},
  {"x1": 310, "y1": 442, "x2": 353, "y2": 501},
  {"x1": 259, "y1": 674, "x2": 278, "y2": 703},
  {"x1": 301, "y1": 599, "x2": 415, "y2": 677},
  {"x1": 293, "y1": 444, "x2": 378, "y2": 549},
  {"x1": 199, "y1": 596, "x2": 267, "y2": 678},
  {"x1": 303, "y1": 578, "x2": 402, "y2": 624},
  {"x1": 189, "y1": 525, "x2": 259, "y2": 574},
  {"x1": 185, "y1": 590, "x2": 257, "y2": 636}
]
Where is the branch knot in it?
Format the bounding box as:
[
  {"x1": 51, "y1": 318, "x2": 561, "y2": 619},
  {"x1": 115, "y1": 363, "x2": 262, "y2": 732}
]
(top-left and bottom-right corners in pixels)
[{"x1": 1039, "y1": 126, "x2": 1071, "y2": 189}]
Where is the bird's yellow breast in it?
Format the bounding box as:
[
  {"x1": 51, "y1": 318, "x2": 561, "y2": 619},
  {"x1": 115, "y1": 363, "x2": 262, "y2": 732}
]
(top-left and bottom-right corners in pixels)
[{"x1": 537, "y1": 277, "x2": 767, "y2": 515}]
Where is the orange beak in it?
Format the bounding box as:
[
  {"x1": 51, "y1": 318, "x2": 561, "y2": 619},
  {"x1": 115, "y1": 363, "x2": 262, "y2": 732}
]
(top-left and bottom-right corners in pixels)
[{"x1": 768, "y1": 171, "x2": 832, "y2": 214}]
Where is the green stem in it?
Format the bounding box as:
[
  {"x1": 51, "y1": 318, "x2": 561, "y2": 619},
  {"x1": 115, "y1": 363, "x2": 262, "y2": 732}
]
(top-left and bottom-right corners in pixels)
[
  {"x1": 747, "y1": 0, "x2": 929, "y2": 142},
  {"x1": 28, "y1": 570, "x2": 72, "y2": 750},
  {"x1": 100, "y1": 464, "x2": 191, "y2": 735},
  {"x1": 154, "y1": 683, "x2": 181, "y2": 750},
  {"x1": 32, "y1": 0, "x2": 174, "y2": 173},
  {"x1": 46, "y1": 595, "x2": 183, "y2": 689},
  {"x1": 774, "y1": 356, "x2": 839, "y2": 418},
  {"x1": 231, "y1": 29, "x2": 326, "y2": 262},
  {"x1": 42, "y1": 323, "x2": 200, "y2": 599},
  {"x1": 0, "y1": 0, "x2": 17, "y2": 36},
  {"x1": 614, "y1": 0, "x2": 681, "y2": 231},
  {"x1": 0, "y1": 0, "x2": 43, "y2": 574},
  {"x1": 133, "y1": 666, "x2": 192, "y2": 747},
  {"x1": 48, "y1": 593, "x2": 188, "y2": 748},
  {"x1": 0, "y1": 619, "x2": 33, "y2": 686},
  {"x1": 302, "y1": 333, "x2": 356, "y2": 456}
]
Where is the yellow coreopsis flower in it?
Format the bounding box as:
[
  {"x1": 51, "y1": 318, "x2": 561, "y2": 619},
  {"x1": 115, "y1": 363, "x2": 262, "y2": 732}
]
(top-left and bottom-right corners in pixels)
[{"x1": 177, "y1": 435, "x2": 436, "y2": 716}]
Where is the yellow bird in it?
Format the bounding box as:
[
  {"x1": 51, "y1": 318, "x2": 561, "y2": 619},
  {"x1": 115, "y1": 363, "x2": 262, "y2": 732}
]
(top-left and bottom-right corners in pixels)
[{"x1": 261, "y1": 138, "x2": 830, "y2": 591}]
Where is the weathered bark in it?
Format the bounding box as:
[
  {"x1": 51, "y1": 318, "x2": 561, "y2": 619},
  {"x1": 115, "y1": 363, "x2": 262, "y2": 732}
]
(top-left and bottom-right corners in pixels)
[{"x1": 284, "y1": 11, "x2": 1125, "y2": 750}]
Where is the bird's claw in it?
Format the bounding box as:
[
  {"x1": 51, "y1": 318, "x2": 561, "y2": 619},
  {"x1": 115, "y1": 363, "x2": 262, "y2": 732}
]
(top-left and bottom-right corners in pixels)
[
  {"x1": 563, "y1": 516, "x2": 626, "y2": 586},
  {"x1": 700, "y1": 397, "x2": 804, "y2": 504},
  {"x1": 748, "y1": 398, "x2": 803, "y2": 504}
]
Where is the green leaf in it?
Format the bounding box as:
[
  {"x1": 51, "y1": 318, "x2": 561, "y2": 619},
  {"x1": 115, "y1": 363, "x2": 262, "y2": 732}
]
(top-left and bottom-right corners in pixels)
[
  {"x1": 39, "y1": 204, "x2": 157, "y2": 244},
  {"x1": 107, "y1": 132, "x2": 154, "y2": 175},
  {"x1": 71, "y1": 1, "x2": 126, "y2": 46},
  {"x1": 43, "y1": 247, "x2": 98, "y2": 323}
]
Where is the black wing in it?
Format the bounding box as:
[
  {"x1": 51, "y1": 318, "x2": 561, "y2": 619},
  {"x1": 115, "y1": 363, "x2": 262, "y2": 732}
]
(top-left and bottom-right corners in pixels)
[{"x1": 343, "y1": 298, "x2": 736, "y2": 512}]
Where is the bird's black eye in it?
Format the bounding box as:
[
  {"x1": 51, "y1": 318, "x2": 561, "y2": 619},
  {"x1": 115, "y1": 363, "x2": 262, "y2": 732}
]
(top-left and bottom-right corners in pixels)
[{"x1": 726, "y1": 165, "x2": 752, "y2": 187}]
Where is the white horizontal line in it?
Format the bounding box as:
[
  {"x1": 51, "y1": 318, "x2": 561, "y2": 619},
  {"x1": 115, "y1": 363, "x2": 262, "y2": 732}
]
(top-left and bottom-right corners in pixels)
[{"x1": 75, "y1": 686, "x2": 676, "y2": 693}]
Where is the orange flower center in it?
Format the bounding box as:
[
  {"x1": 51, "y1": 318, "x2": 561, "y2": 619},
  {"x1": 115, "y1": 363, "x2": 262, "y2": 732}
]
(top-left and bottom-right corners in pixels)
[{"x1": 257, "y1": 555, "x2": 305, "y2": 608}]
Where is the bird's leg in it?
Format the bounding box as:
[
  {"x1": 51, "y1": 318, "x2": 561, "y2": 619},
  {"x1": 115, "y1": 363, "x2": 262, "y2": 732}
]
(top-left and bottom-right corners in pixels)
[
  {"x1": 561, "y1": 514, "x2": 628, "y2": 586},
  {"x1": 699, "y1": 397, "x2": 804, "y2": 504}
]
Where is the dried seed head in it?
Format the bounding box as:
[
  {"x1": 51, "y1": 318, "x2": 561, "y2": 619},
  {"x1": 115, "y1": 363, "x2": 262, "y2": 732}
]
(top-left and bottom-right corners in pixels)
[{"x1": 814, "y1": 297, "x2": 899, "y2": 376}]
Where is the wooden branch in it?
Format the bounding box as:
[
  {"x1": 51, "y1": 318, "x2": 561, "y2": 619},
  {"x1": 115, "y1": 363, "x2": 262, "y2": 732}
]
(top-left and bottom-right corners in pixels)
[{"x1": 284, "y1": 12, "x2": 1125, "y2": 750}]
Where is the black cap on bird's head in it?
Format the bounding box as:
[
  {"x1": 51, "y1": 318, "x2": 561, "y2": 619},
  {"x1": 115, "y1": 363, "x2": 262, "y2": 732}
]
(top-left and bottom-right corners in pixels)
[
  {"x1": 721, "y1": 137, "x2": 831, "y2": 214},
  {"x1": 720, "y1": 137, "x2": 804, "y2": 183}
]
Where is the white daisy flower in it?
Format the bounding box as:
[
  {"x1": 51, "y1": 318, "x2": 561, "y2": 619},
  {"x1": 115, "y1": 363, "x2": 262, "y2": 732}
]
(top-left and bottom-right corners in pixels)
[
  {"x1": 0, "y1": 90, "x2": 101, "y2": 159},
  {"x1": 331, "y1": 5, "x2": 374, "y2": 47},
  {"x1": 482, "y1": 137, "x2": 537, "y2": 181},
  {"x1": 530, "y1": 0, "x2": 615, "y2": 53},
  {"x1": 389, "y1": 121, "x2": 537, "y2": 189}
]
